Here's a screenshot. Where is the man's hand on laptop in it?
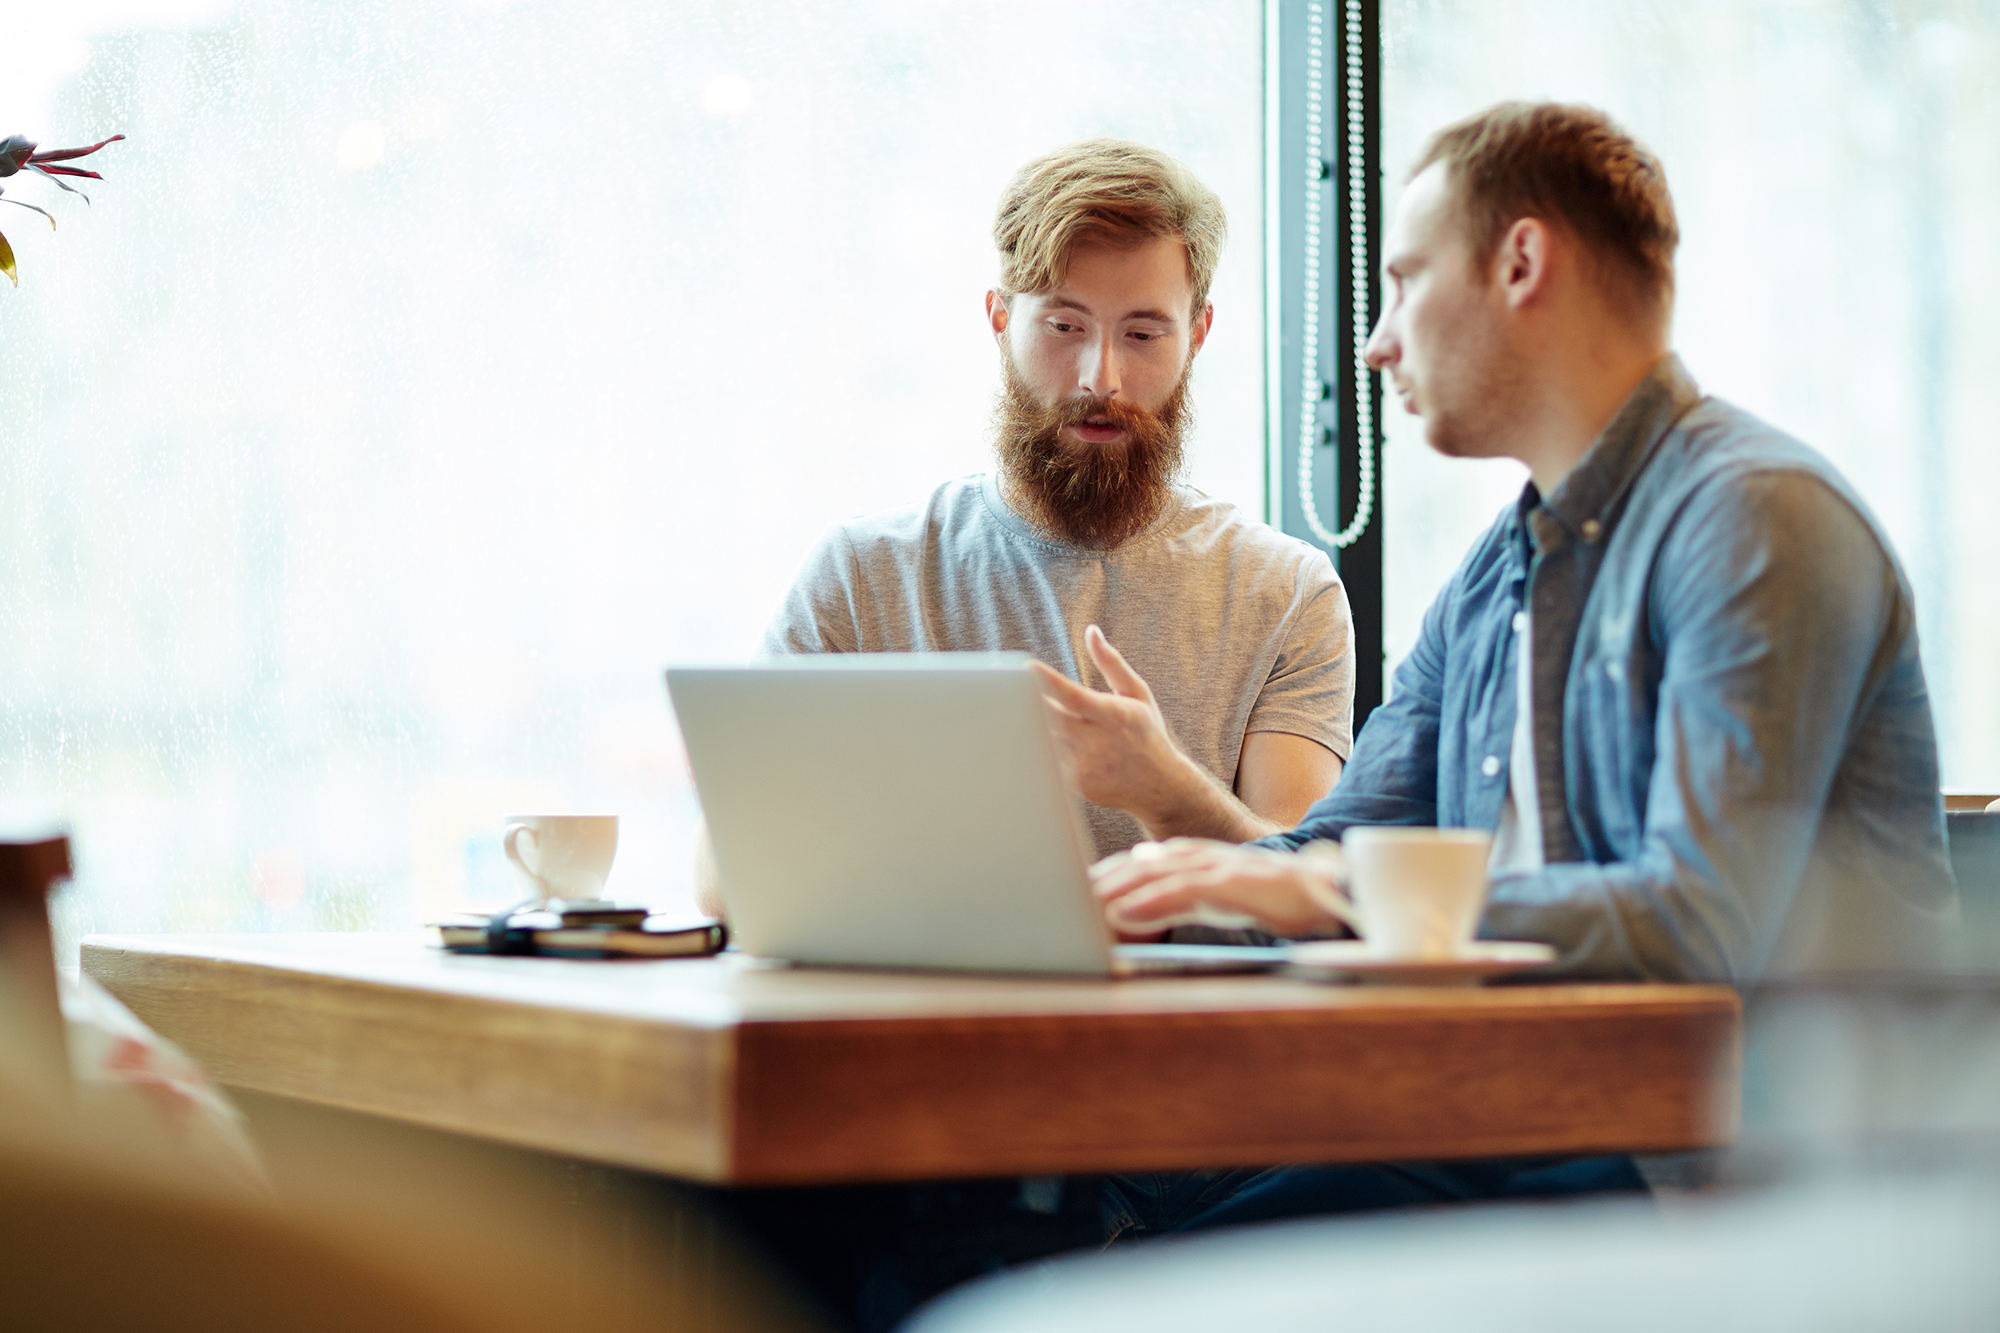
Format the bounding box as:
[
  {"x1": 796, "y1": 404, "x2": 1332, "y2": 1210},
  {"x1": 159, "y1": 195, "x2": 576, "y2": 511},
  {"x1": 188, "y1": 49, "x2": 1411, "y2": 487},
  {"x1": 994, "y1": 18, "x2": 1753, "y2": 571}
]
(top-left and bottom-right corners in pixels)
[
  {"x1": 1091, "y1": 838, "x2": 1349, "y2": 940},
  {"x1": 1031, "y1": 625, "x2": 1274, "y2": 843}
]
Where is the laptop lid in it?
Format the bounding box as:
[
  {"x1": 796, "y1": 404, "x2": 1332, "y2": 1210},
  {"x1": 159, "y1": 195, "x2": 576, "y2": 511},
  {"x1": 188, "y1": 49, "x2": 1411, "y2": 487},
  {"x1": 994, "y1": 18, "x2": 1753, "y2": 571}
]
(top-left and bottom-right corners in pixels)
[{"x1": 666, "y1": 654, "x2": 1117, "y2": 974}]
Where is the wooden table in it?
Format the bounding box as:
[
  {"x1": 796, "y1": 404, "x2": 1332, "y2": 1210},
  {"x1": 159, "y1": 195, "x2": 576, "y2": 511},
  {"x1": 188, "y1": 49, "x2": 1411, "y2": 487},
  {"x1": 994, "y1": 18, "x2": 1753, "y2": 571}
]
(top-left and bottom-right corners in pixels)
[{"x1": 82, "y1": 933, "x2": 1741, "y2": 1186}]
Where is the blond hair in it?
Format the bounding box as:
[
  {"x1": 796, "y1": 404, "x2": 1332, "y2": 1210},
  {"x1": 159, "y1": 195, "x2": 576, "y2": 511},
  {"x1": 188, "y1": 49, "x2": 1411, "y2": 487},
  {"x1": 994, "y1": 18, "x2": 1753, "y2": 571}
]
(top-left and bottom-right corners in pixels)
[{"x1": 993, "y1": 139, "x2": 1227, "y2": 314}]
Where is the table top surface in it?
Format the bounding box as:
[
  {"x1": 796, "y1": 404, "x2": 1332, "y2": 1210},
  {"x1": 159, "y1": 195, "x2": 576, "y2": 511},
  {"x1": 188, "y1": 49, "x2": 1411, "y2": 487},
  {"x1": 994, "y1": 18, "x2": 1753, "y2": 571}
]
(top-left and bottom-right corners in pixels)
[
  {"x1": 82, "y1": 932, "x2": 1743, "y2": 1185},
  {"x1": 83, "y1": 930, "x2": 1738, "y2": 1020}
]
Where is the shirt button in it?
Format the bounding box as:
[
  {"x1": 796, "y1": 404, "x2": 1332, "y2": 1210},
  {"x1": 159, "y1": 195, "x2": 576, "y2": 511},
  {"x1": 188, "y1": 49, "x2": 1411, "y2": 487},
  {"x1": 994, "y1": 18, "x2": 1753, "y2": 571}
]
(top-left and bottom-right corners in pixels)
[
  {"x1": 1481, "y1": 755, "x2": 1502, "y2": 777},
  {"x1": 1512, "y1": 611, "x2": 1526, "y2": 633},
  {"x1": 1581, "y1": 518, "x2": 1603, "y2": 541}
]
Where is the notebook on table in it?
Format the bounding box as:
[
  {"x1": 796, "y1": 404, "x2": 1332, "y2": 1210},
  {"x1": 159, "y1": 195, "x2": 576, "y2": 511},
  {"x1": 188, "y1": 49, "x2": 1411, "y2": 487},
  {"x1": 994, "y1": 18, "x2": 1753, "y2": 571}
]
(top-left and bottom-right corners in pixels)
[{"x1": 665, "y1": 654, "x2": 1283, "y2": 977}]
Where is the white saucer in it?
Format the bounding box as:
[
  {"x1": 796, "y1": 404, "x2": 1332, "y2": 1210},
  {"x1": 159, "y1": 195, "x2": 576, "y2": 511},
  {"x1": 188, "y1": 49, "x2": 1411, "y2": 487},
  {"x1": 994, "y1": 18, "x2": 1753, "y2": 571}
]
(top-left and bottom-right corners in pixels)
[{"x1": 1285, "y1": 939, "x2": 1556, "y2": 987}]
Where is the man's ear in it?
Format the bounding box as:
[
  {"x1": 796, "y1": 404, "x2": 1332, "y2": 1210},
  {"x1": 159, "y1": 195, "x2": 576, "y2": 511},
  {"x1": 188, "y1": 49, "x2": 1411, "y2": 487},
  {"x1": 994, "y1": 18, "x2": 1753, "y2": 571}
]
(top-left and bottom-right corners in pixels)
[
  {"x1": 1495, "y1": 218, "x2": 1552, "y2": 310},
  {"x1": 985, "y1": 288, "x2": 1009, "y2": 339},
  {"x1": 1188, "y1": 302, "x2": 1215, "y2": 357}
]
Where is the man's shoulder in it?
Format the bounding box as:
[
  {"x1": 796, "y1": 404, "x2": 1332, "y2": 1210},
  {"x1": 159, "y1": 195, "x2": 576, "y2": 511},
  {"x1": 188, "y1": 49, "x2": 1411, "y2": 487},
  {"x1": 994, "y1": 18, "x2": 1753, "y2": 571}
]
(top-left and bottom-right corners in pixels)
[
  {"x1": 767, "y1": 477, "x2": 996, "y2": 654},
  {"x1": 1656, "y1": 396, "x2": 1883, "y2": 532},
  {"x1": 1158, "y1": 486, "x2": 1339, "y2": 584},
  {"x1": 1659, "y1": 397, "x2": 1847, "y2": 490}
]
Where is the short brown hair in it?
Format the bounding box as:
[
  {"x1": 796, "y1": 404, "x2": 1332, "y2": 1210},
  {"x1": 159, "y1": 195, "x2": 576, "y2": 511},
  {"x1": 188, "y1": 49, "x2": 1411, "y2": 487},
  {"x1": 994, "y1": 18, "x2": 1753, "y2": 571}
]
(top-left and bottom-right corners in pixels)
[
  {"x1": 1411, "y1": 102, "x2": 1678, "y2": 320},
  {"x1": 993, "y1": 139, "x2": 1227, "y2": 314}
]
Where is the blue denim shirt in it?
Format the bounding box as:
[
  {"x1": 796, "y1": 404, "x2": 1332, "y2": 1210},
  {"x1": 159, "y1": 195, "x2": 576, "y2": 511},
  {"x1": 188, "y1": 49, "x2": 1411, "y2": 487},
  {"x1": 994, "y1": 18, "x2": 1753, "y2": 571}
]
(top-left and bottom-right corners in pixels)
[{"x1": 1267, "y1": 356, "x2": 1957, "y2": 983}]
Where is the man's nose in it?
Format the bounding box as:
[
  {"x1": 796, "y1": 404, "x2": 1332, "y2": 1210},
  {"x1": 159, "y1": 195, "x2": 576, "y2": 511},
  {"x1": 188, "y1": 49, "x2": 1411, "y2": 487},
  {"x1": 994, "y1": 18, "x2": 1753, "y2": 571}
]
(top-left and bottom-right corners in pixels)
[
  {"x1": 1079, "y1": 332, "x2": 1122, "y2": 399},
  {"x1": 1363, "y1": 312, "x2": 1394, "y2": 370}
]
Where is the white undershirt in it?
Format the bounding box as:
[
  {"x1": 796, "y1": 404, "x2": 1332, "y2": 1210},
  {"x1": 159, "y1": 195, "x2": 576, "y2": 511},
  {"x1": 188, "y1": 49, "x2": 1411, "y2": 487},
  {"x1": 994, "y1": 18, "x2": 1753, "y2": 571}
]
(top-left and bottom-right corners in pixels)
[{"x1": 1488, "y1": 607, "x2": 1545, "y2": 874}]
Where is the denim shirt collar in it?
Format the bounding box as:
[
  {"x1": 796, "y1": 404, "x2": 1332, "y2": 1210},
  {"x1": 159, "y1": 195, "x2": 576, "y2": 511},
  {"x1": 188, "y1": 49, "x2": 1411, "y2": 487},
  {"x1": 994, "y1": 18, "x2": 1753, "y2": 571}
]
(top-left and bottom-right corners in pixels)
[{"x1": 1510, "y1": 354, "x2": 1704, "y2": 557}]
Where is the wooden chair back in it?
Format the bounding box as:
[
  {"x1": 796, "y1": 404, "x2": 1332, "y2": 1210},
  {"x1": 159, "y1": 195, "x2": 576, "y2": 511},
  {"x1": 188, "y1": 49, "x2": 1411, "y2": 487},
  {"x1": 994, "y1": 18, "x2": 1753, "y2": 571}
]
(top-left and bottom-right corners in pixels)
[{"x1": 0, "y1": 829, "x2": 74, "y2": 1099}]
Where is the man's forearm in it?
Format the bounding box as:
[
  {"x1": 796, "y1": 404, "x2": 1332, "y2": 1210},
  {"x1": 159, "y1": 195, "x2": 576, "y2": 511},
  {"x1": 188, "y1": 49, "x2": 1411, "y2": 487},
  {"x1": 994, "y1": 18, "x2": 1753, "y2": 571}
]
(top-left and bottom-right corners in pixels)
[{"x1": 1131, "y1": 753, "x2": 1283, "y2": 843}]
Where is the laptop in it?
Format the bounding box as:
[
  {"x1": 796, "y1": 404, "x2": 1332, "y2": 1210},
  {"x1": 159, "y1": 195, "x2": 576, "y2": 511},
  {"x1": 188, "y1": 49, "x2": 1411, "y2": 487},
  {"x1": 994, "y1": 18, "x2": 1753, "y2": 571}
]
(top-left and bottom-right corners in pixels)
[{"x1": 665, "y1": 654, "x2": 1286, "y2": 976}]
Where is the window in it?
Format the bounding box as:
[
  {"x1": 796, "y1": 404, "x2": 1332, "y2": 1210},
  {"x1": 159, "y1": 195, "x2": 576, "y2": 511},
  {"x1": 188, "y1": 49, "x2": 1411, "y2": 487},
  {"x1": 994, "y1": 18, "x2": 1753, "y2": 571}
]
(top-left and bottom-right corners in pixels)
[
  {"x1": 20, "y1": 1, "x2": 1982, "y2": 957},
  {"x1": 2, "y1": 0, "x2": 1267, "y2": 956},
  {"x1": 1266, "y1": 0, "x2": 1386, "y2": 719}
]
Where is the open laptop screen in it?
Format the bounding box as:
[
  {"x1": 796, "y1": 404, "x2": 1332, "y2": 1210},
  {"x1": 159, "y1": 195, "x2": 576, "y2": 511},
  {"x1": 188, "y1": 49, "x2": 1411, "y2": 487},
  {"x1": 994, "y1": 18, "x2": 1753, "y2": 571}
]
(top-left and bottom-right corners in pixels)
[{"x1": 667, "y1": 655, "x2": 1117, "y2": 974}]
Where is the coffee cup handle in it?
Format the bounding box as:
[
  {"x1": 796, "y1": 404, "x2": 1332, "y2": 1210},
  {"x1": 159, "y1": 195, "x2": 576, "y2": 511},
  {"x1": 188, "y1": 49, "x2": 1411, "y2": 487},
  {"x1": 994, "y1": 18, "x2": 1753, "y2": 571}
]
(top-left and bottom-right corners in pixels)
[
  {"x1": 1295, "y1": 839, "x2": 1363, "y2": 933},
  {"x1": 502, "y1": 823, "x2": 549, "y2": 907}
]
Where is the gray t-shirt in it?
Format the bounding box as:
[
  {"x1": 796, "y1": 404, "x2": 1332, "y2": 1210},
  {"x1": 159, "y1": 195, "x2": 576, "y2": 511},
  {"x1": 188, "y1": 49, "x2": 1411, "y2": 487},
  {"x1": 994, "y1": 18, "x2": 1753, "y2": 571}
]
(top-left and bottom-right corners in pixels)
[{"x1": 761, "y1": 473, "x2": 1354, "y2": 859}]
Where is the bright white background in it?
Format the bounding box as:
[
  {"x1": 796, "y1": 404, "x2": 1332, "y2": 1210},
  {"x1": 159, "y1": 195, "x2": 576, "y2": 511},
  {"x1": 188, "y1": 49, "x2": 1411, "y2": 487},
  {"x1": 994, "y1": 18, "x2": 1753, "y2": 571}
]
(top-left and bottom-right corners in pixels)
[{"x1": 1, "y1": 0, "x2": 1265, "y2": 956}]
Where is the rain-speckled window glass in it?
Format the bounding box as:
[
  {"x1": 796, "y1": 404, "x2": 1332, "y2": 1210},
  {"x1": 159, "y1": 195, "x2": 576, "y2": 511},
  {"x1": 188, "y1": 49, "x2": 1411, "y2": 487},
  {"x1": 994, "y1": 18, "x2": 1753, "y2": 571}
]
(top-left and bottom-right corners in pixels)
[
  {"x1": 1380, "y1": 1, "x2": 2000, "y2": 790},
  {"x1": 1, "y1": 1, "x2": 1265, "y2": 956}
]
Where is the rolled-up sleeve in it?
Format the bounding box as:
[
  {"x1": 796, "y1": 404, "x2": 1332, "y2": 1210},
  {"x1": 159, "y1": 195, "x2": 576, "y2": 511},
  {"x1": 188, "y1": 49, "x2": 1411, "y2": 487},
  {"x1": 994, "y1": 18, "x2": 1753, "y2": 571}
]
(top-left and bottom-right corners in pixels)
[{"x1": 1244, "y1": 556, "x2": 1358, "y2": 761}]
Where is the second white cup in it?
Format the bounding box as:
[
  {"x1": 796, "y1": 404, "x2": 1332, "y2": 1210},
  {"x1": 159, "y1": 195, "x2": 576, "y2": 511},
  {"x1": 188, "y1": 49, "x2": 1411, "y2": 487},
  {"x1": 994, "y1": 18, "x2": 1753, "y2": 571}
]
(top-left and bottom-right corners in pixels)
[{"x1": 1306, "y1": 827, "x2": 1493, "y2": 959}]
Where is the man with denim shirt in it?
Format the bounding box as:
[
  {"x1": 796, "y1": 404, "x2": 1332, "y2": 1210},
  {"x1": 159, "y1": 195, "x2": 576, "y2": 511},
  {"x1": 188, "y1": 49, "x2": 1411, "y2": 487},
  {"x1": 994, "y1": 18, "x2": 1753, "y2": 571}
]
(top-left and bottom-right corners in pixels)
[
  {"x1": 1095, "y1": 101, "x2": 1957, "y2": 989},
  {"x1": 1082, "y1": 101, "x2": 1960, "y2": 1243}
]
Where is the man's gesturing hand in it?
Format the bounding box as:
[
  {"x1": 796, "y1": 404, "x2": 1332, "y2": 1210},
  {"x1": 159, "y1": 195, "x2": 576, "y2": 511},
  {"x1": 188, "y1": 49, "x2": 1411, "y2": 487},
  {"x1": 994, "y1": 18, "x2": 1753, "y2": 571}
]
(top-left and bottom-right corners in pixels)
[
  {"x1": 1090, "y1": 838, "x2": 1349, "y2": 940},
  {"x1": 1028, "y1": 624, "x2": 1211, "y2": 834}
]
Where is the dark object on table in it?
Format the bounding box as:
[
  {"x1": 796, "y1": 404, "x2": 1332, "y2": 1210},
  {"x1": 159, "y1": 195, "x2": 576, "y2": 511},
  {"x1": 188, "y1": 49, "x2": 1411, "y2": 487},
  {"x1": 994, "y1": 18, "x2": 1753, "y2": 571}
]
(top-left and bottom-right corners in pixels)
[{"x1": 436, "y1": 910, "x2": 727, "y2": 959}]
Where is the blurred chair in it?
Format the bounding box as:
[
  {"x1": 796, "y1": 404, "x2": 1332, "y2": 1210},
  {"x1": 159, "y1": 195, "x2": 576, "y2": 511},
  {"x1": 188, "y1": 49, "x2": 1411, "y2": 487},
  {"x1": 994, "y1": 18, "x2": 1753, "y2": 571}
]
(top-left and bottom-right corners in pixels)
[
  {"x1": 0, "y1": 1120, "x2": 495, "y2": 1333},
  {"x1": 0, "y1": 1102, "x2": 806, "y2": 1333},
  {"x1": 905, "y1": 1173, "x2": 2000, "y2": 1333}
]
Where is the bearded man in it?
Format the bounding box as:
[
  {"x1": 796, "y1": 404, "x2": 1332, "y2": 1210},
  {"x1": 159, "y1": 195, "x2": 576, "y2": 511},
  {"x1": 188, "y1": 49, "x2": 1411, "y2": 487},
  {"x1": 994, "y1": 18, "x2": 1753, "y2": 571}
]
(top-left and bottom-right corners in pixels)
[{"x1": 757, "y1": 139, "x2": 1355, "y2": 860}]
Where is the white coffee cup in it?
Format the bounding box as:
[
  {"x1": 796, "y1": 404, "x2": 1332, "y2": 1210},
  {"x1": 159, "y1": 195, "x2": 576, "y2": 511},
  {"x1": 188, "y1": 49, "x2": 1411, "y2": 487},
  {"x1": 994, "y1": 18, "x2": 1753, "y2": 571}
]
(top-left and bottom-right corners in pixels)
[
  {"x1": 1303, "y1": 827, "x2": 1494, "y2": 959},
  {"x1": 502, "y1": 815, "x2": 619, "y2": 908}
]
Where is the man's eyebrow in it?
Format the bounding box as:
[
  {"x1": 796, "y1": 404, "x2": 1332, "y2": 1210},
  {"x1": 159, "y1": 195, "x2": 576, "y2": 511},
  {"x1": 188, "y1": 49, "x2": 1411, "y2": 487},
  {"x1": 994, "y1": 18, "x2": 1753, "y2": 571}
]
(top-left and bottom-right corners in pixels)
[{"x1": 1042, "y1": 295, "x2": 1181, "y2": 324}]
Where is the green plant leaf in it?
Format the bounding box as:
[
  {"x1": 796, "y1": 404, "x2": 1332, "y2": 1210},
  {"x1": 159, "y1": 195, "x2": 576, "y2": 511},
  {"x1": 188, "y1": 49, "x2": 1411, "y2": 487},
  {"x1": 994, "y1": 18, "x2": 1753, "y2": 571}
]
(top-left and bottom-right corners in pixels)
[{"x1": 0, "y1": 228, "x2": 16, "y2": 286}]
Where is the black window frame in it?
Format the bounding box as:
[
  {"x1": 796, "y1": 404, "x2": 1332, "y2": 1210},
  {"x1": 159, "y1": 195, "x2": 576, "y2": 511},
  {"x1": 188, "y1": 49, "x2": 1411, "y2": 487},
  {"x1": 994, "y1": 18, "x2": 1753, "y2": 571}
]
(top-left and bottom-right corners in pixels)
[{"x1": 1265, "y1": 0, "x2": 1385, "y2": 730}]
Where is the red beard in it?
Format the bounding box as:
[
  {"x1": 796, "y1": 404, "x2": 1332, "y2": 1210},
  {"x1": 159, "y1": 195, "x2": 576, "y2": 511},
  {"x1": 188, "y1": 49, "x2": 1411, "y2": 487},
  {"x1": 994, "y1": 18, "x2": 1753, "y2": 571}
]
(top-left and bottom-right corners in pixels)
[{"x1": 993, "y1": 357, "x2": 1191, "y2": 550}]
